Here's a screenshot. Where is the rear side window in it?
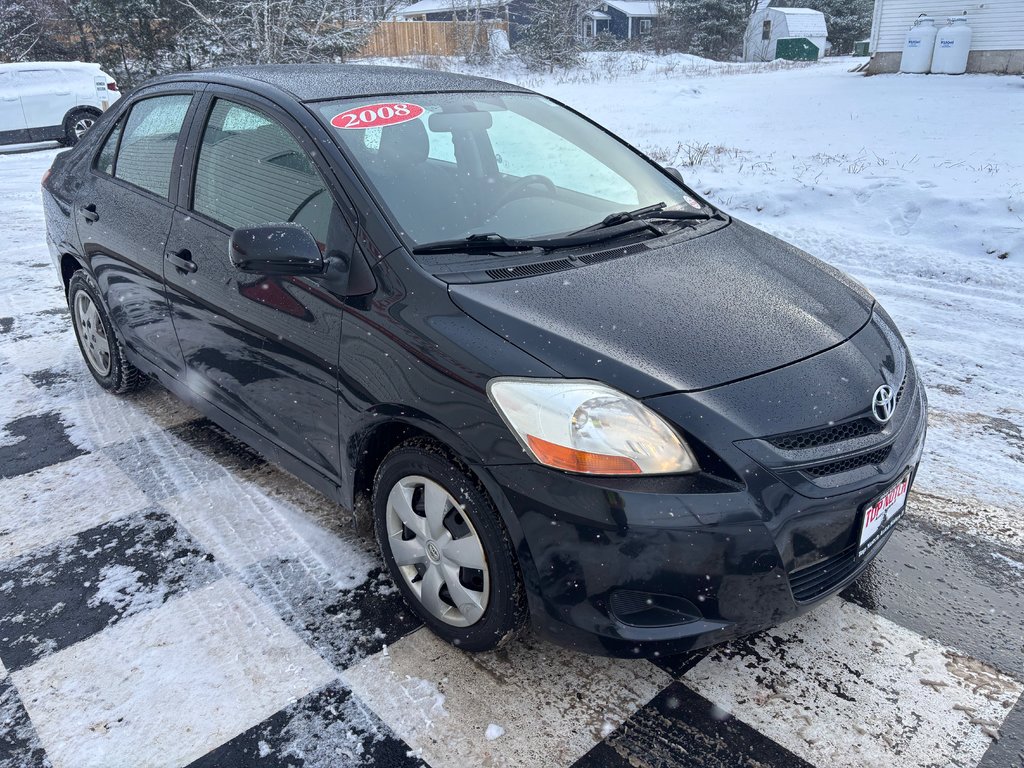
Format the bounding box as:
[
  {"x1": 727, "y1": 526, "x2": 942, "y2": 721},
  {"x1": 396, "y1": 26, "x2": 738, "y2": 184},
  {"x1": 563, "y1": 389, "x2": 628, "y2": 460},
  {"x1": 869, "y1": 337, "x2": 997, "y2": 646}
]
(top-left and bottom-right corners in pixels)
[
  {"x1": 17, "y1": 69, "x2": 59, "y2": 84},
  {"x1": 96, "y1": 120, "x2": 123, "y2": 176},
  {"x1": 113, "y1": 94, "x2": 192, "y2": 198},
  {"x1": 192, "y1": 99, "x2": 334, "y2": 243}
]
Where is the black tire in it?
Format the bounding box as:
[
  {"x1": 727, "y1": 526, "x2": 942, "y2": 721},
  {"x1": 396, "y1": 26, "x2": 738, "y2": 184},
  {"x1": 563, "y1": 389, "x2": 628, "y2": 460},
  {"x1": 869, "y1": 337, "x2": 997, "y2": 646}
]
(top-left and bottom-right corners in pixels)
[
  {"x1": 373, "y1": 439, "x2": 527, "y2": 652},
  {"x1": 61, "y1": 107, "x2": 100, "y2": 147},
  {"x1": 67, "y1": 270, "x2": 149, "y2": 394}
]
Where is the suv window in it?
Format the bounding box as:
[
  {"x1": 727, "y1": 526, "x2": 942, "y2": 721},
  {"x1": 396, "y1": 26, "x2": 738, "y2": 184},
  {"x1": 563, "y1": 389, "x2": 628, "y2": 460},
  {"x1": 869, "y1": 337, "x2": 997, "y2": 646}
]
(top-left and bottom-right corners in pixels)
[
  {"x1": 17, "y1": 69, "x2": 59, "y2": 83},
  {"x1": 114, "y1": 94, "x2": 192, "y2": 198},
  {"x1": 193, "y1": 99, "x2": 334, "y2": 243}
]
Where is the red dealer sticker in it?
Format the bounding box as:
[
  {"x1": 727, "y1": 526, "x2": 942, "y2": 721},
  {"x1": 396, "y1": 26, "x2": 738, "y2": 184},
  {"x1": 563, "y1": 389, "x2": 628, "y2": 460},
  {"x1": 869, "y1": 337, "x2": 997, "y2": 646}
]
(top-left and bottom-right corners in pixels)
[{"x1": 331, "y1": 102, "x2": 425, "y2": 130}]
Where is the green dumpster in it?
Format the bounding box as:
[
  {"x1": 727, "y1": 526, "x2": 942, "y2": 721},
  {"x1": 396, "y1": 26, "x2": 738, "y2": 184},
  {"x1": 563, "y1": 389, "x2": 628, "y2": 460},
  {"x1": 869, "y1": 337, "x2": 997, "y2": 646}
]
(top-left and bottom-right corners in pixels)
[
  {"x1": 775, "y1": 37, "x2": 820, "y2": 61},
  {"x1": 853, "y1": 39, "x2": 870, "y2": 56}
]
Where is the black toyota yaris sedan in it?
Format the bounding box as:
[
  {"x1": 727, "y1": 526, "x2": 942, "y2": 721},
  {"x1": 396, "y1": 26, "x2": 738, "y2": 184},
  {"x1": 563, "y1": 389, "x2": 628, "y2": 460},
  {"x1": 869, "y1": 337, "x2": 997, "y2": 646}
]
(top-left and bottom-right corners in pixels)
[{"x1": 42, "y1": 64, "x2": 926, "y2": 657}]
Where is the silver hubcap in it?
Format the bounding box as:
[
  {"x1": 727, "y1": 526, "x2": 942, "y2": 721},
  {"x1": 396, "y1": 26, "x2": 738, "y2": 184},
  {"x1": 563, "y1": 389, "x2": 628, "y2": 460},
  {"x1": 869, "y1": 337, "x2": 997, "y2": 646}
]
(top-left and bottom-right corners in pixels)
[
  {"x1": 73, "y1": 292, "x2": 111, "y2": 376},
  {"x1": 385, "y1": 476, "x2": 490, "y2": 627},
  {"x1": 73, "y1": 117, "x2": 95, "y2": 138}
]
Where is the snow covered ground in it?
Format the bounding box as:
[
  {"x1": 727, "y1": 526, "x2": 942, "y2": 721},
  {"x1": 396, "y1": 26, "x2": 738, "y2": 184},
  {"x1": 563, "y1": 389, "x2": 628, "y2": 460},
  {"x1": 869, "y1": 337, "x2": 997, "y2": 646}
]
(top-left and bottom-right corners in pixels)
[{"x1": 1, "y1": 54, "x2": 1023, "y2": 768}]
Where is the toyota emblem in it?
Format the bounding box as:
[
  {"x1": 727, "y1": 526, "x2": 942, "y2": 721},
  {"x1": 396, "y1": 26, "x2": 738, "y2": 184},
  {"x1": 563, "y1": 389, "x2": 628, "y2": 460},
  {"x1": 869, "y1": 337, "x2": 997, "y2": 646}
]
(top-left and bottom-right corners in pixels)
[{"x1": 871, "y1": 384, "x2": 896, "y2": 424}]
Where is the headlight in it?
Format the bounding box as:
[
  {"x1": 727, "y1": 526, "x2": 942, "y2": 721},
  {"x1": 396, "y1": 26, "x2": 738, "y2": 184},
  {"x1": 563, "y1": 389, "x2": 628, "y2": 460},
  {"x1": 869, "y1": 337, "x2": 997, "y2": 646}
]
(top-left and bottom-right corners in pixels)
[{"x1": 487, "y1": 378, "x2": 699, "y2": 476}]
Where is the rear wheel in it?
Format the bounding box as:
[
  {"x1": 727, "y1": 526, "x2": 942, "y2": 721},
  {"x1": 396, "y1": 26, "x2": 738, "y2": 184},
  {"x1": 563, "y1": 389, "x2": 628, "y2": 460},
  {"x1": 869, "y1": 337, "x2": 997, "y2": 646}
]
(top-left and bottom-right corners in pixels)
[
  {"x1": 373, "y1": 440, "x2": 527, "y2": 651},
  {"x1": 68, "y1": 271, "x2": 148, "y2": 394},
  {"x1": 60, "y1": 108, "x2": 99, "y2": 147}
]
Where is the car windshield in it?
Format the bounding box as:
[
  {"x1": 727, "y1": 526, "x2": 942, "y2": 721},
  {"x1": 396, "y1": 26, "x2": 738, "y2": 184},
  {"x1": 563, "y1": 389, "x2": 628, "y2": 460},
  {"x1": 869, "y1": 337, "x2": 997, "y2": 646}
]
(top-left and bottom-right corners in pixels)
[{"x1": 317, "y1": 93, "x2": 695, "y2": 250}]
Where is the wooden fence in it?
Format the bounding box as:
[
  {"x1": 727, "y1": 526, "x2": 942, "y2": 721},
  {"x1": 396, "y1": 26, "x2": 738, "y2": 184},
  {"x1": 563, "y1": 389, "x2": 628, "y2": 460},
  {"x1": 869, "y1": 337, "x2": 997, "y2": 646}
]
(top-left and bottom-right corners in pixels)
[{"x1": 355, "y1": 20, "x2": 509, "y2": 58}]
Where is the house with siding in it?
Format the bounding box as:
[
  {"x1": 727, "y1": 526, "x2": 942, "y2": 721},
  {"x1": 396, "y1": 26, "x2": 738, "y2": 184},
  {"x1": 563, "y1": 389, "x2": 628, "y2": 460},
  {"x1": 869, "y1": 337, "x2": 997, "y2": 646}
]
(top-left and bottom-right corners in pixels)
[
  {"x1": 583, "y1": 2, "x2": 660, "y2": 41},
  {"x1": 395, "y1": 0, "x2": 530, "y2": 44},
  {"x1": 866, "y1": 0, "x2": 1024, "y2": 73},
  {"x1": 396, "y1": 0, "x2": 512, "y2": 22}
]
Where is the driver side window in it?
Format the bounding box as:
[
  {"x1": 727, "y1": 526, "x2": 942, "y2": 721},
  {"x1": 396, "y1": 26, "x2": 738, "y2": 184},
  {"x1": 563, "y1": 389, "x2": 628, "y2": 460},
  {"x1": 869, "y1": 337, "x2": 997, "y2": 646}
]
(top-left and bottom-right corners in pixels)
[{"x1": 193, "y1": 99, "x2": 335, "y2": 244}]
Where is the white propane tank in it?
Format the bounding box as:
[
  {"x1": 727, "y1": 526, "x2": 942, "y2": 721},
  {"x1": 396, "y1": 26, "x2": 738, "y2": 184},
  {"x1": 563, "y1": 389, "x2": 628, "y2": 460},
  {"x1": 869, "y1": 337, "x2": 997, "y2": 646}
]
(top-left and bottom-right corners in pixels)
[
  {"x1": 900, "y1": 16, "x2": 937, "y2": 73},
  {"x1": 931, "y1": 17, "x2": 972, "y2": 74}
]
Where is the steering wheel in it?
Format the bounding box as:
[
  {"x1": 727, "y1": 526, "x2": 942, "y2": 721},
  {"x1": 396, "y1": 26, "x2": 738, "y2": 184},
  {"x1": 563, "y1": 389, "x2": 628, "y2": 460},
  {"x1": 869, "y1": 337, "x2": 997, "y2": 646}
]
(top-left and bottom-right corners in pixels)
[{"x1": 491, "y1": 174, "x2": 557, "y2": 213}]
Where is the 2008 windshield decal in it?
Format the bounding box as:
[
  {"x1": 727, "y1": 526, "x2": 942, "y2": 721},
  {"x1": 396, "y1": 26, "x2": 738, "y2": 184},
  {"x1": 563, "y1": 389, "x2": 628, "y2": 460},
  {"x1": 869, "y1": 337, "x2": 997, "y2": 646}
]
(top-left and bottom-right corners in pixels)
[{"x1": 331, "y1": 103, "x2": 425, "y2": 129}]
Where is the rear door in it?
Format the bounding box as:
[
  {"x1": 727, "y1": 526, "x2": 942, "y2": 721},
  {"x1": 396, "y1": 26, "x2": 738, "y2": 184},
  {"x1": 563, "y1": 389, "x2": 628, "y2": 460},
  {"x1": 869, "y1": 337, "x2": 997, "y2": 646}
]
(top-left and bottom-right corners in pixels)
[
  {"x1": 0, "y1": 70, "x2": 27, "y2": 138},
  {"x1": 165, "y1": 89, "x2": 358, "y2": 481},
  {"x1": 16, "y1": 68, "x2": 72, "y2": 130},
  {"x1": 76, "y1": 86, "x2": 201, "y2": 376}
]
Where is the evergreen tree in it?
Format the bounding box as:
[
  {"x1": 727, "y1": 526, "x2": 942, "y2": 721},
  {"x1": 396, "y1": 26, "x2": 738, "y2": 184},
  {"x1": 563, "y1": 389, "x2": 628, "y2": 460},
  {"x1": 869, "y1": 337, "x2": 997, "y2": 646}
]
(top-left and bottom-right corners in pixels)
[
  {"x1": 655, "y1": 0, "x2": 747, "y2": 60},
  {"x1": 812, "y1": 0, "x2": 872, "y2": 54},
  {"x1": 518, "y1": 0, "x2": 587, "y2": 70}
]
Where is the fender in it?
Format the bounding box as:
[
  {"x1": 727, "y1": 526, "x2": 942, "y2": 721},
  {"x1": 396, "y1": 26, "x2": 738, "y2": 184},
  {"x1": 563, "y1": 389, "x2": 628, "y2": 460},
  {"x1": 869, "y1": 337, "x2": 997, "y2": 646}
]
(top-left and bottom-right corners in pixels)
[{"x1": 343, "y1": 403, "x2": 544, "y2": 622}]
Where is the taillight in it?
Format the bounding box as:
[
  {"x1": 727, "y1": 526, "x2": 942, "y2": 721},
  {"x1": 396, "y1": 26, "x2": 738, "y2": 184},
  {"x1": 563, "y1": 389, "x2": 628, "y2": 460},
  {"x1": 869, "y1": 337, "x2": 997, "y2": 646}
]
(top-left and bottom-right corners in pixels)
[
  {"x1": 42, "y1": 169, "x2": 51, "y2": 186},
  {"x1": 107, "y1": 81, "x2": 118, "y2": 91}
]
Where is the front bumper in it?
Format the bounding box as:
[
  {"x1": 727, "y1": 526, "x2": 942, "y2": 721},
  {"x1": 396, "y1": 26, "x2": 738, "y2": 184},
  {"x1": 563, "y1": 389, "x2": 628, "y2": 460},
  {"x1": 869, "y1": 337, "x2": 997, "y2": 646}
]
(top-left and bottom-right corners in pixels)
[{"x1": 482, "y1": 383, "x2": 927, "y2": 658}]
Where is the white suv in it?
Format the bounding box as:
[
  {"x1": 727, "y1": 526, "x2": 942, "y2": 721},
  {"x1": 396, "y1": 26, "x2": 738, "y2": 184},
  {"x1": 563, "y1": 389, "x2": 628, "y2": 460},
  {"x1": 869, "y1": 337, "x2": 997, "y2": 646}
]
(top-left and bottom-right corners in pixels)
[{"x1": 0, "y1": 61, "x2": 119, "y2": 148}]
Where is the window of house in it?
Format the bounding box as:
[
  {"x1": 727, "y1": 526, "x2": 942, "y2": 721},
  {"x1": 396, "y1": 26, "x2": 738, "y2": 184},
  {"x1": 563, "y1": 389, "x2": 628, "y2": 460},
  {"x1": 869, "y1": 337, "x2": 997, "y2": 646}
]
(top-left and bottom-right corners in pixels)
[
  {"x1": 639, "y1": 18, "x2": 653, "y2": 35},
  {"x1": 113, "y1": 94, "x2": 192, "y2": 198},
  {"x1": 763, "y1": 19, "x2": 772, "y2": 40}
]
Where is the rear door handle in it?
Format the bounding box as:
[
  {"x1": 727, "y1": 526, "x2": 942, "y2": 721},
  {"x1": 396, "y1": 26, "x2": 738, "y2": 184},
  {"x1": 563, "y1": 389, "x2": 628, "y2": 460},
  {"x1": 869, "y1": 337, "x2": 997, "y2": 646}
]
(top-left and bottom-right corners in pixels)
[
  {"x1": 166, "y1": 249, "x2": 198, "y2": 274},
  {"x1": 80, "y1": 204, "x2": 99, "y2": 223}
]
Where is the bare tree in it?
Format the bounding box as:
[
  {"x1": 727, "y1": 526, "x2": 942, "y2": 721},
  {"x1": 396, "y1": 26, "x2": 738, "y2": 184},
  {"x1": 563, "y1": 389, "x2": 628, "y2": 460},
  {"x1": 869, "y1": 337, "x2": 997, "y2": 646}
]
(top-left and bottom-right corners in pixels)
[
  {"x1": 178, "y1": 0, "x2": 376, "y2": 65},
  {"x1": 0, "y1": 1, "x2": 44, "y2": 61}
]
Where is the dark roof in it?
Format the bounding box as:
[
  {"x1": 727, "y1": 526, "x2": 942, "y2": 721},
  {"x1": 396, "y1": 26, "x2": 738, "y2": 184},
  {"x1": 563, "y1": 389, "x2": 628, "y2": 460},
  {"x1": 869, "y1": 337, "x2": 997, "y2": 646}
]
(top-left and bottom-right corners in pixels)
[{"x1": 158, "y1": 64, "x2": 530, "y2": 102}]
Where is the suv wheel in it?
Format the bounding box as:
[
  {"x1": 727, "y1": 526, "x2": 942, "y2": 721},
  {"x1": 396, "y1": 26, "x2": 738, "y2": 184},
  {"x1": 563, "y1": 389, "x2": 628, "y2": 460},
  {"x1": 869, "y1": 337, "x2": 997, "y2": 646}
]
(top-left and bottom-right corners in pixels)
[
  {"x1": 373, "y1": 440, "x2": 527, "y2": 651},
  {"x1": 68, "y1": 271, "x2": 148, "y2": 394},
  {"x1": 60, "y1": 108, "x2": 99, "y2": 146}
]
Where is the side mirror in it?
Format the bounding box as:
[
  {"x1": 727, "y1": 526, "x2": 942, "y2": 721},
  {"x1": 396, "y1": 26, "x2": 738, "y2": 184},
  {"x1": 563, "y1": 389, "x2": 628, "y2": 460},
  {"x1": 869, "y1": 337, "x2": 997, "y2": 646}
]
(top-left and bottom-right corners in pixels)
[
  {"x1": 229, "y1": 223, "x2": 324, "y2": 275},
  {"x1": 664, "y1": 167, "x2": 684, "y2": 183}
]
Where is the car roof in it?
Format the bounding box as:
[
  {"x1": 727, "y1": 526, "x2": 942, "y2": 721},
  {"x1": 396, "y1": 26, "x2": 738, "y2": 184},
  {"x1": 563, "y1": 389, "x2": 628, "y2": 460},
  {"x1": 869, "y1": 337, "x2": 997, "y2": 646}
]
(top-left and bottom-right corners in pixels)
[
  {"x1": 0, "y1": 61, "x2": 104, "y2": 73},
  {"x1": 154, "y1": 64, "x2": 532, "y2": 103}
]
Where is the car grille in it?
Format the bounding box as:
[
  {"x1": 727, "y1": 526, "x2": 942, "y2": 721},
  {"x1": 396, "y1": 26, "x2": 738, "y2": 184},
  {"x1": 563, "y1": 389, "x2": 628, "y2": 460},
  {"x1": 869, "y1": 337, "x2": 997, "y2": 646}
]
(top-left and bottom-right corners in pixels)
[
  {"x1": 767, "y1": 374, "x2": 909, "y2": 452},
  {"x1": 804, "y1": 446, "x2": 892, "y2": 478},
  {"x1": 788, "y1": 543, "x2": 859, "y2": 602},
  {"x1": 769, "y1": 418, "x2": 881, "y2": 450}
]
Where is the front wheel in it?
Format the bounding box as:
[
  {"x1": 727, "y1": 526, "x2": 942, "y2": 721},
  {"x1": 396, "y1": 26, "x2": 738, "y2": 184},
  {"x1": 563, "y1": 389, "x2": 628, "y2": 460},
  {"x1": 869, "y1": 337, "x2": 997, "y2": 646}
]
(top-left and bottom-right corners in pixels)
[{"x1": 373, "y1": 440, "x2": 527, "y2": 651}]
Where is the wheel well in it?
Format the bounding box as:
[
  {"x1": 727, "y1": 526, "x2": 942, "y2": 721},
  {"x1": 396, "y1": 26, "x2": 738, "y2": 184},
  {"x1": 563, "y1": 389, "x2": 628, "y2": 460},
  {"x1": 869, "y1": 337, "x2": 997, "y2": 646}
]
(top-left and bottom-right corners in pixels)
[
  {"x1": 60, "y1": 254, "x2": 82, "y2": 296},
  {"x1": 352, "y1": 421, "x2": 456, "y2": 516},
  {"x1": 65, "y1": 105, "x2": 102, "y2": 123}
]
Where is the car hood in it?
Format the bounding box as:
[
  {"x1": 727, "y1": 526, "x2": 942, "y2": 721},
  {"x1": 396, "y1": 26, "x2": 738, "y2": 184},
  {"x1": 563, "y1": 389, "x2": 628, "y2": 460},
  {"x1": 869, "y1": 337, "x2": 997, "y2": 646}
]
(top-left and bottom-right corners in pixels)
[{"x1": 449, "y1": 219, "x2": 874, "y2": 397}]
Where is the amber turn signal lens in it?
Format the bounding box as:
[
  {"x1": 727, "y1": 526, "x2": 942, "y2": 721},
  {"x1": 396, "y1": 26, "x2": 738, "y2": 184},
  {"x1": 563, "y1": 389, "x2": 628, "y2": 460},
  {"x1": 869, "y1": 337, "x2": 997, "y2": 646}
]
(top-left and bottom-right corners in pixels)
[{"x1": 526, "y1": 434, "x2": 642, "y2": 475}]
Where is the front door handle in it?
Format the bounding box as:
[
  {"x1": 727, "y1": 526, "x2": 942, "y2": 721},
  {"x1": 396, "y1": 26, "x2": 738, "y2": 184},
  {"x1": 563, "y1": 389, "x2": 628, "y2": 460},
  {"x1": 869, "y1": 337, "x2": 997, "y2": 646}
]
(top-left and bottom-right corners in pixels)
[
  {"x1": 166, "y1": 249, "x2": 198, "y2": 274},
  {"x1": 80, "y1": 204, "x2": 99, "y2": 223}
]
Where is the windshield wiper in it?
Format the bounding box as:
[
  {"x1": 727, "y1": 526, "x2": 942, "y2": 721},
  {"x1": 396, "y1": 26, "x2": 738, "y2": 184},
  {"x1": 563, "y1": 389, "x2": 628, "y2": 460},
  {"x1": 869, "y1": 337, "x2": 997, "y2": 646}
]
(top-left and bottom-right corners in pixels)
[
  {"x1": 413, "y1": 221, "x2": 657, "y2": 255},
  {"x1": 572, "y1": 203, "x2": 667, "y2": 237},
  {"x1": 413, "y1": 233, "x2": 537, "y2": 255},
  {"x1": 570, "y1": 202, "x2": 713, "y2": 238}
]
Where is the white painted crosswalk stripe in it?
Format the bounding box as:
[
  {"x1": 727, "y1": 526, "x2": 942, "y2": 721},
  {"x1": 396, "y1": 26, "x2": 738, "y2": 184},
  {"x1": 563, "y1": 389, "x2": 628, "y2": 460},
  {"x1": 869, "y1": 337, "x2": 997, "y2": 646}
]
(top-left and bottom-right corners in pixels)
[
  {"x1": 344, "y1": 628, "x2": 672, "y2": 768},
  {"x1": 11, "y1": 577, "x2": 339, "y2": 768},
  {"x1": 683, "y1": 599, "x2": 1021, "y2": 768}
]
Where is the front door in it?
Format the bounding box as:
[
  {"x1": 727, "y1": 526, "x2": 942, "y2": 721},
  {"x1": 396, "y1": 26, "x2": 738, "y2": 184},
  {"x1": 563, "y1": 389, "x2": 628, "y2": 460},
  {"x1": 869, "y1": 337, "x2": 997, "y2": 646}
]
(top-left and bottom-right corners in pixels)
[
  {"x1": 165, "y1": 93, "x2": 357, "y2": 482},
  {"x1": 76, "y1": 90, "x2": 197, "y2": 376}
]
